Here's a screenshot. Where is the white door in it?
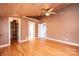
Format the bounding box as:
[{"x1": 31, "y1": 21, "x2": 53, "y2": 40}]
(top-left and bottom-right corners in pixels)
[
  {"x1": 28, "y1": 21, "x2": 35, "y2": 40},
  {"x1": 38, "y1": 23, "x2": 46, "y2": 39}
]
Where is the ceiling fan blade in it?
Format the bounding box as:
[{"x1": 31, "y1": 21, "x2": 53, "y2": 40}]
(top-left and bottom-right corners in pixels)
[
  {"x1": 47, "y1": 8, "x2": 54, "y2": 12},
  {"x1": 50, "y1": 12, "x2": 56, "y2": 14},
  {"x1": 41, "y1": 10, "x2": 46, "y2": 13},
  {"x1": 40, "y1": 8, "x2": 54, "y2": 16}
]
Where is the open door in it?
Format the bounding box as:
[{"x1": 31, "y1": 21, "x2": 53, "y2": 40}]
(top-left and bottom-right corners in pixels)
[
  {"x1": 28, "y1": 21, "x2": 35, "y2": 40},
  {"x1": 10, "y1": 20, "x2": 19, "y2": 43},
  {"x1": 38, "y1": 23, "x2": 47, "y2": 39},
  {"x1": 9, "y1": 18, "x2": 21, "y2": 45}
]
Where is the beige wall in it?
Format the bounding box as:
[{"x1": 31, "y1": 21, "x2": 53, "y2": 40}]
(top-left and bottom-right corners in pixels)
[
  {"x1": 0, "y1": 17, "x2": 9, "y2": 46},
  {"x1": 20, "y1": 18, "x2": 28, "y2": 41},
  {"x1": 20, "y1": 18, "x2": 39, "y2": 41},
  {"x1": 0, "y1": 17, "x2": 39, "y2": 46},
  {"x1": 41, "y1": 4, "x2": 79, "y2": 44},
  {"x1": 35, "y1": 21, "x2": 39, "y2": 37},
  {"x1": 0, "y1": 17, "x2": 29, "y2": 46}
]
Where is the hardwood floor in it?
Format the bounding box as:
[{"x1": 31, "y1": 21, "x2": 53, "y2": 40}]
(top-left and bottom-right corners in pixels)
[{"x1": 0, "y1": 39, "x2": 79, "y2": 56}]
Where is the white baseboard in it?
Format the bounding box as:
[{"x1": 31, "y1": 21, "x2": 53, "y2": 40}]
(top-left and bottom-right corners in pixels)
[
  {"x1": 46, "y1": 37, "x2": 79, "y2": 47},
  {"x1": 19, "y1": 39, "x2": 28, "y2": 43},
  {"x1": 0, "y1": 44, "x2": 10, "y2": 48}
]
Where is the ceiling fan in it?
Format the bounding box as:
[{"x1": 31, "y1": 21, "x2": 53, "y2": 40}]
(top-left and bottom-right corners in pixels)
[{"x1": 41, "y1": 8, "x2": 56, "y2": 16}]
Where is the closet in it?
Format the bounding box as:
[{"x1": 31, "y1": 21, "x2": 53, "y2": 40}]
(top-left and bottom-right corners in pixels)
[{"x1": 10, "y1": 20, "x2": 18, "y2": 43}]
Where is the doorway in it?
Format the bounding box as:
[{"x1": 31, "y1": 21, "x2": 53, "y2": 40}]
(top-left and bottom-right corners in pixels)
[
  {"x1": 9, "y1": 18, "x2": 21, "y2": 45},
  {"x1": 28, "y1": 21, "x2": 35, "y2": 40},
  {"x1": 38, "y1": 23, "x2": 47, "y2": 39}
]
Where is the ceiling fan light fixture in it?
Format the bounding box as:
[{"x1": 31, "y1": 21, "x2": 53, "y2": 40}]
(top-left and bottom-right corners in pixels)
[{"x1": 45, "y1": 12, "x2": 50, "y2": 16}]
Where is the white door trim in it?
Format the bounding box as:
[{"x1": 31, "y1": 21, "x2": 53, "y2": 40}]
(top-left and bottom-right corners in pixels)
[
  {"x1": 9, "y1": 17, "x2": 21, "y2": 45},
  {"x1": 28, "y1": 21, "x2": 35, "y2": 40},
  {"x1": 38, "y1": 23, "x2": 47, "y2": 38},
  {"x1": 38, "y1": 23, "x2": 41, "y2": 38}
]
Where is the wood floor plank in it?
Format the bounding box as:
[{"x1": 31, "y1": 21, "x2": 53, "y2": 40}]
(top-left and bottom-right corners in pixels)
[{"x1": 0, "y1": 39, "x2": 79, "y2": 56}]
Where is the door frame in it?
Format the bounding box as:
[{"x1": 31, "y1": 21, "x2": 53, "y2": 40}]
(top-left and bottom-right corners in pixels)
[
  {"x1": 28, "y1": 21, "x2": 35, "y2": 40},
  {"x1": 38, "y1": 23, "x2": 47, "y2": 38},
  {"x1": 9, "y1": 17, "x2": 21, "y2": 45}
]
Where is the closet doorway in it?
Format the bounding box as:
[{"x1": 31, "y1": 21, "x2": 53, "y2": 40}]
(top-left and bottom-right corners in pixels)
[{"x1": 9, "y1": 18, "x2": 21, "y2": 45}]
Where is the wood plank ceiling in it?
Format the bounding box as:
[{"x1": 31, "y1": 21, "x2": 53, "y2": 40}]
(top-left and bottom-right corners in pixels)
[{"x1": 0, "y1": 3, "x2": 69, "y2": 17}]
